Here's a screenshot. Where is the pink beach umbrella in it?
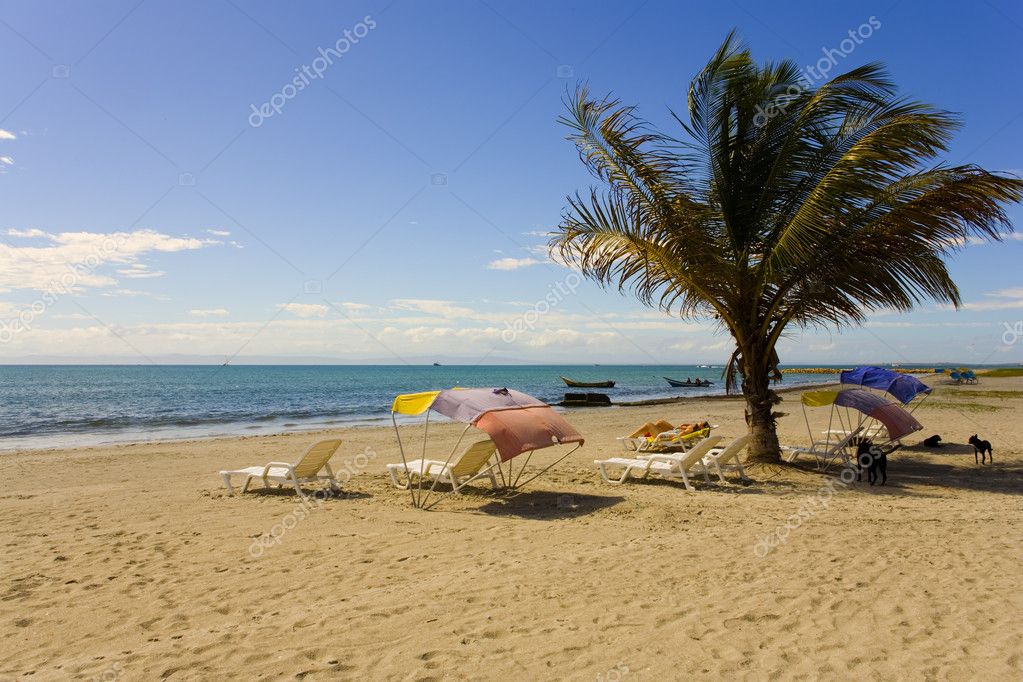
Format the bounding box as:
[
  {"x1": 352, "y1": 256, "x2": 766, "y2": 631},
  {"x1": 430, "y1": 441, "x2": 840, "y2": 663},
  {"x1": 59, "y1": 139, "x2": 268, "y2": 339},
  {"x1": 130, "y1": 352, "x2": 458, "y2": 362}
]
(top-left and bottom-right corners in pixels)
[{"x1": 391, "y1": 387, "x2": 585, "y2": 507}]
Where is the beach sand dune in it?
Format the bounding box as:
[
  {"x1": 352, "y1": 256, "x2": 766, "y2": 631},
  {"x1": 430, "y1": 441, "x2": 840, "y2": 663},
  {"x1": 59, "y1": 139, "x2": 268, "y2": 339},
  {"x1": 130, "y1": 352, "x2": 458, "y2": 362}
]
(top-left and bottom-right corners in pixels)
[{"x1": 1, "y1": 378, "x2": 1021, "y2": 680}]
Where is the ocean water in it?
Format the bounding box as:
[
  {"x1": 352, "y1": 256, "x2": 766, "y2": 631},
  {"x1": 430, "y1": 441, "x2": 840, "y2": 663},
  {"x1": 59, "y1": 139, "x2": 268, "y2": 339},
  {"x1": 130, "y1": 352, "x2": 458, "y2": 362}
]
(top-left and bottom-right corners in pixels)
[{"x1": 0, "y1": 365, "x2": 842, "y2": 451}]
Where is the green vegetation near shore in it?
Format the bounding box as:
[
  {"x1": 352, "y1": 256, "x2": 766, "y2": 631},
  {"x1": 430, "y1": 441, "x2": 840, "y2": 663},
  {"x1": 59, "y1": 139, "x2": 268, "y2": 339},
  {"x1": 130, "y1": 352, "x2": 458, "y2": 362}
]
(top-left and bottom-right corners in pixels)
[
  {"x1": 933, "y1": 388, "x2": 1023, "y2": 399},
  {"x1": 919, "y1": 400, "x2": 1005, "y2": 413},
  {"x1": 979, "y1": 368, "x2": 1023, "y2": 377}
]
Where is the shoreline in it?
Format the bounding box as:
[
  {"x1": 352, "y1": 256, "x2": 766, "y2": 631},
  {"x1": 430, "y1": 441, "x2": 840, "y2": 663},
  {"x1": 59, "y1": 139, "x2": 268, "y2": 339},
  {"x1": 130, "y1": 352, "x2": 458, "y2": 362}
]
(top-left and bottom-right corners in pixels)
[
  {"x1": 0, "y1": 380, "x2": 844, "y2": 455},
  {"x1": 612, "y1": 380, "x2": 841, "y2": 406}
]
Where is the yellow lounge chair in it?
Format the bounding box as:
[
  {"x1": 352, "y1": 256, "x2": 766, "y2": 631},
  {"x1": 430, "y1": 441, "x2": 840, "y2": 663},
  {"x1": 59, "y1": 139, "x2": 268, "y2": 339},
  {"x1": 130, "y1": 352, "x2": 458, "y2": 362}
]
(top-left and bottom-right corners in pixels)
[
  {"x1": 387, "y1": 439, "x2": 500, "y2": 493},
  {"x1": 220, "y1": 439, "x2": 343, "y2": 498},
  {"x1": 782, "y1": 427, "x2": 864, "y2": 470},
  {"x1": 618, "y1": 422, "x2": 716, "y2": 453},
  {"x1": 701, "y1": 434, "x2": 751, "y2": 483}
]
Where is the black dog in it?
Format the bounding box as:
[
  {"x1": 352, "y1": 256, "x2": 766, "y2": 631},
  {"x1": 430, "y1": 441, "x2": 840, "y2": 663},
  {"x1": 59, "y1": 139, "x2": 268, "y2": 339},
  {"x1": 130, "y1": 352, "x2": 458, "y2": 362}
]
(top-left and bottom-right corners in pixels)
[
  {"x1": 854, "y1": 440, "x2": 892, "y2": 486},
  {"x1": 969, "y1": 434, "x2": 993, "y2": 464},
  {"x1": 923, "y1": 434, "x2": 943, "y2": 448}
]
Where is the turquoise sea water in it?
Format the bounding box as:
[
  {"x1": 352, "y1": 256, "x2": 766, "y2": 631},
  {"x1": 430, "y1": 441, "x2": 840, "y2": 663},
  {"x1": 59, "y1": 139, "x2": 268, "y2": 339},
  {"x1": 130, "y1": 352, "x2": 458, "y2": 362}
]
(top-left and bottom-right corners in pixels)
[{"x1": 0, "y1": 364, "x2": 850, "y2": 451}]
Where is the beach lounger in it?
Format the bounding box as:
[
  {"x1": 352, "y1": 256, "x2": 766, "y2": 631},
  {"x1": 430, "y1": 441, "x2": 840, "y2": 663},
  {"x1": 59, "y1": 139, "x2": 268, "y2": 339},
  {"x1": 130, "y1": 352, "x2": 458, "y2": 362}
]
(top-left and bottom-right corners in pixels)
[
  {"x1": 782, "y1": 427, "x2": 863, "y2": 470},
  {"x1": 618, "y1": 422, "x2": 716, "y2": 453},
  {"x1": 219, "y1": 439, "x2": 343, "y2": 497},
  {"x1": 386, "y1": 439, "x2": 500, "y2": 493},
  {"x1": 595, "y1": 436, "x2": 722, "y2": 490},
  {"x1": 701, "y1": 434, "x2": 751, "y2": 483}
]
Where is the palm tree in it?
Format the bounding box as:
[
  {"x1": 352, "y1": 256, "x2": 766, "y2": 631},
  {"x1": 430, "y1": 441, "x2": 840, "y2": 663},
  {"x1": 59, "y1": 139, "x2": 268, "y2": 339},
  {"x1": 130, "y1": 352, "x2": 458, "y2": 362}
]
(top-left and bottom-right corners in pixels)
[{"x1": 550, "y1": 33, "x2": 1023, "y2": 463}]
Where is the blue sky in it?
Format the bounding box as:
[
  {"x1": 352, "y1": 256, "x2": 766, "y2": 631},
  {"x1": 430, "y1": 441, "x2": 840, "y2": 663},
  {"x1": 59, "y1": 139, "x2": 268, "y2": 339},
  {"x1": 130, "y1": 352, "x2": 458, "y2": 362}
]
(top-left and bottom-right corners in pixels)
[{"x1": 1, "y1": 0, "x2": 1021, "y2": 365}]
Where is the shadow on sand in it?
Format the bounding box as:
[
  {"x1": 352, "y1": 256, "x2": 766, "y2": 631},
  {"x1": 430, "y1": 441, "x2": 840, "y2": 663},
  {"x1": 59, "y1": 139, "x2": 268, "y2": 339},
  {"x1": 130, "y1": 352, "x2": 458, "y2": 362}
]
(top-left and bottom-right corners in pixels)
[
  {"x1": 244, "y1": 487, "x2": 373, "y2": 502},
  {"x1": 475, "y1": 490, "x2": 625, "y2": 519},
  {"x1": 788, "y1": 441, "x2": 1021, "y2": 497},
  {"x1": 877, "y1": 452, "x2": 1022, "y2": 497}
]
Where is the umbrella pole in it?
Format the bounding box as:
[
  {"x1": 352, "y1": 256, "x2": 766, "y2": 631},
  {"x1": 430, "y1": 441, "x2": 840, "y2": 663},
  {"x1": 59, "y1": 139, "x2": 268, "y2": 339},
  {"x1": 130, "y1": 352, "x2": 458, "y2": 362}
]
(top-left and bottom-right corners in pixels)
[
  {"x1": 802, "y1": 403, "x2": 813, "y2": 445},
  {"x1": 392, "y1": 411, "x2": 417, "y2": 509},
  {"x1": 835, "y1": 405, "x2": 847, "y2": 442},
  {"x1": 495, "y1": 458, "x2": 508, "y2": 488},
  {"x1": 418, "y1": 423, "x2": 470, "y2": 512},
  {"x1": 415, "y1": 410, "x2": 433, "y2": 508},
  {"x1": 509, "y1": 449, "x2": 535, "y2": 489},
  {"x1": 511, "y1": 444, "x2": 581, "y2": 493}
]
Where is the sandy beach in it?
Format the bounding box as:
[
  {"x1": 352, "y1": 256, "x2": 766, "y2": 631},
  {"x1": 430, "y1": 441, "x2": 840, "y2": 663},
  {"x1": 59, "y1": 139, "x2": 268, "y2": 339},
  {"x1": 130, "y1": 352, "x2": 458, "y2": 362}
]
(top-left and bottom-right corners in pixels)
[{"x1": 1, "y1": 376, "x2": 1021, "y2": 681}]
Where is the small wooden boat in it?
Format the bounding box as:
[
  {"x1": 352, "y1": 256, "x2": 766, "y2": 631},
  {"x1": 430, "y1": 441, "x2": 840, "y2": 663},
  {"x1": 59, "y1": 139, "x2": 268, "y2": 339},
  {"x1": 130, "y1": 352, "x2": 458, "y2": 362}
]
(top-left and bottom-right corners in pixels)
[
  {"x1": 664, "y1": 377, "x2": 713, "y2": 388},
  {"x1": 560, "y1": 376, "x2": 615, "y2": 388}
]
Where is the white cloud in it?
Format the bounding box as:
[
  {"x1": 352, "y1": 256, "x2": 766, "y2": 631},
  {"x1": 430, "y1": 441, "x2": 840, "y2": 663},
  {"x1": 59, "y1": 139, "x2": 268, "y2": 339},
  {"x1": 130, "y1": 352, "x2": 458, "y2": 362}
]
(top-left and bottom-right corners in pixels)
[
  {"x1": 988, "y1": 287, "x2": 1023, "y2": 298},
  {"x1": 338, "y1": 302, "x2": 371, "y2": 312},
  {"x1": 190, "y1": 308, "x2": 228, "y2": 318},
  {"x1": 391, "y1": 299, "x2": 475, "y2": 317},
  {"x1": 956, "y1": 288, "x2": 1023, "y2": 311},
  {"x1": 277, "y1": 303, "x2": 328, "y2": 318},
  {"x1": 0, "y1": 129, "x2": 16, "y2": 140},
  {"x1": 100, "y1": 288, "x2": 167, "y2": 299},
  {"x1": 0, "y1": 228, "x2": 215, "y2": 293},
  {"x1": 206, "y1": 229, "x2": 231, "y2": 237},
  {"x1": 116, "y1": 263, "x2": 165, "y2": 279},
  {"x1": 0, "y1": 156, "x2": 13, "y2": 166},
  {"x1": 6, "y1": 228, "x2": 46, "y2": 238},
  {"x1": 487, "y1": 257, "x2": 541, "y2": 271},
  {"x1": 866, "y1": 321, "x2": 993, "y2": 328}
]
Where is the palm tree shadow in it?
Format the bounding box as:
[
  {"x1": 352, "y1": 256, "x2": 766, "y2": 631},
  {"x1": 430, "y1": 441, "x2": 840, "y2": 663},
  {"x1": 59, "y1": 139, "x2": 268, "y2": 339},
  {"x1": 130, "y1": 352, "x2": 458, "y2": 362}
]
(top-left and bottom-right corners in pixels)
[
  {"x1": 857, "y1": 451, "x2": 1022, "y2": 497},
  {"x1": 900, "y1": 442, "x2": 975, "y2": 456},
  {"x1": 476, "y1": 490, "x2": 625, "y2": 519}
]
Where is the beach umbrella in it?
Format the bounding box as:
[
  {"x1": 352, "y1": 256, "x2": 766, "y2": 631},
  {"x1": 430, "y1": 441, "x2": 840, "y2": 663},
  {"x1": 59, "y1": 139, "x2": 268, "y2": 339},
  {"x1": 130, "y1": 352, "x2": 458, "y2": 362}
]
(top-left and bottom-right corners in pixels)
[
  {"x1": 839, "y1": 366, "x2": 932, "y2": 406},
  {"x1": 800, "y1": 388, "x2": 923, "y2": 442},
  {"x1": 390, "y1": 387, "x2": 584, "y2": 507}
]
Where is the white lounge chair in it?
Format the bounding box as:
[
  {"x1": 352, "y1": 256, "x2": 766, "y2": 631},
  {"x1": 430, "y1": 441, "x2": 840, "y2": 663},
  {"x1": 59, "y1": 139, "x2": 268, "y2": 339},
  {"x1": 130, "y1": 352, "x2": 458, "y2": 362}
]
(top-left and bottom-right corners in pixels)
[
  {"x1": 701, "y1": 434, "x2": 751, "y2": 483},
  {"x1": 387, "y1": 439, "x2": 500, "y2": 493},
  {"x1": 595, "y1": 436, "x2": 723, "y2": 490},
  {"x1": 782, "y1": 427, "x2": 864, "y2": 470},
  {"x1": 219, "y1": 439, "x2": 343, "y2": 498}
]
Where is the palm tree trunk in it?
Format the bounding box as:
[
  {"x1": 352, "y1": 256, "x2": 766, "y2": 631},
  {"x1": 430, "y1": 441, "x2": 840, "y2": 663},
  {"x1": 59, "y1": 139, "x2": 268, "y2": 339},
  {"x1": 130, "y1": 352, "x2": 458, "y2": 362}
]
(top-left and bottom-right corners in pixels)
[{"x1": 740, "y1": 345, "x2": 782, "y2": 464}]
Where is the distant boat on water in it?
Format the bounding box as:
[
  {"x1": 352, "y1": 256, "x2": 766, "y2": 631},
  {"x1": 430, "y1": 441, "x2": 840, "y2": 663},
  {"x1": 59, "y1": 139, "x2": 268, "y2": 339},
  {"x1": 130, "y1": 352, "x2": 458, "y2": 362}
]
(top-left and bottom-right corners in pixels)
[
  {"x1": 664, "y1": 376, "x2": 712, "y2": 388},
  {"x1": 560, "y1": 376, "x2": 615, "y2": 388}
]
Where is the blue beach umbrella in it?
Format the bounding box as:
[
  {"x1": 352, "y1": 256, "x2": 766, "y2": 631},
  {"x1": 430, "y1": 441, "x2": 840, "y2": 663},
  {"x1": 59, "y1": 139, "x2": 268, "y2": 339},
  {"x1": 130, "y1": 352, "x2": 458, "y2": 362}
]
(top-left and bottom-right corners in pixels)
[{"x1": 839, "y1": 366, "x2": 932, "y2": 406}]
